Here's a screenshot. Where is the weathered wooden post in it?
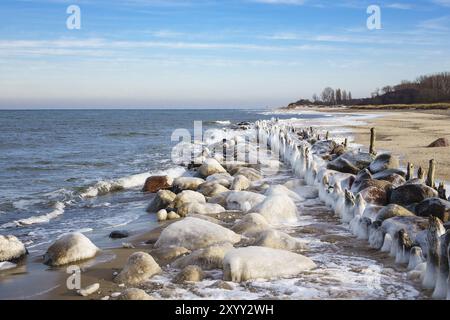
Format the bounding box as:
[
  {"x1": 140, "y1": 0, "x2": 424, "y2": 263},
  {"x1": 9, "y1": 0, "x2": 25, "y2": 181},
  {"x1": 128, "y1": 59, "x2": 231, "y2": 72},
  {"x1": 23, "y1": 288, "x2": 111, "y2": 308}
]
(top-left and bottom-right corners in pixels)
[
  {"x1": 406, "y1": 162, "x2": 414, "y2": 181},
  {"x1": 344, "y1": 138, "x2": 348, "y2": 148},
  {"x1": 369, "y1": 128, "x2": 376, "y2": 155},
  {"x1": 417, "y1": 166, "x2": 425, "y2": 180},
  {"x1": 326, "y1": 131, "x2": 329, "y2": 140},
  {"x1": 426, "y1": 159, "x2": 436, "y2": 188},
  {"x1": 223, "y1": 138, "x2": 227, "y2": 163}
]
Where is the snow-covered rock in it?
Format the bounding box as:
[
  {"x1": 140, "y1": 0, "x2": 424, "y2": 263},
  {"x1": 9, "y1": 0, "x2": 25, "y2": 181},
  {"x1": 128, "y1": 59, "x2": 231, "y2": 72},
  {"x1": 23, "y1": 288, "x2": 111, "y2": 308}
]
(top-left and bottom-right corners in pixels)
[
  {"x1": 155, "y1": 217, "x2": 241, "y2": 250},
  {"x1": 197, "y1": 182, "x2": 229, "y2": 197},
  {"x1": 172, "y1": 242, "x2": 234, "y2": 270},
  {"x1": 231, "y1": 213, "x2": 271, "y2": 236},
  {"x1": 230, "y1": 175, "x2": 251, "y2": 191},
  {"x1": 43, "y1": 233, "x2": 99, "y2": 266},
  {"x1": 254, "y1": 229, "x2": 306, "y2": 251},
  {"x1": 199, "y1": 159, "x2": 227, "y2": 178},
  {"x1": 177, "y1": 202, "x2": 225, "y2": 217},
  {"x1": 172, "y1": 177, "x2": 205, "y2": 191},
  {"x1": 264, "y1": 185, "x2": 305, "y2": 202},
  {"x1": 223, "y1": 246, "x2": 316, "y2": 282},
  {"x1": 172, "y1": 190, "x2": 206, "y2": 209}
]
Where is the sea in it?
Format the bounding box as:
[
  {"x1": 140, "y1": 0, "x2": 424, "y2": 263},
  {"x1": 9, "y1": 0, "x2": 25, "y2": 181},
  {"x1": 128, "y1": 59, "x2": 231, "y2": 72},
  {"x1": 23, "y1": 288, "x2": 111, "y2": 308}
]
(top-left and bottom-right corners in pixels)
[{"x1": 0, "y1": 109, "x2": 327, "y2": 253}]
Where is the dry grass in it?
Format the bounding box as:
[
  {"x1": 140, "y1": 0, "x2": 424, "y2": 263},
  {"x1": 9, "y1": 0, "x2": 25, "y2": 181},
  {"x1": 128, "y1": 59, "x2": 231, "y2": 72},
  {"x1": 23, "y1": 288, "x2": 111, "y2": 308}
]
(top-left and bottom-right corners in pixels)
[{"x1": 348, "y1": 103, "x2": 450, "y2": 110}]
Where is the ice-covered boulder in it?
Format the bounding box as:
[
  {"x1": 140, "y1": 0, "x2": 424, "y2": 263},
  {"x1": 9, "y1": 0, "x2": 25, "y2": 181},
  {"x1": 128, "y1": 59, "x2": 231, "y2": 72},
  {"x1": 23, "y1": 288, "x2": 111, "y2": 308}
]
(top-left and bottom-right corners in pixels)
[
  {"x1": 390, "y1": 184, "x2": 438, "y2": 206},
  {"x1": 155, "y1": 217, "x2": 241, "y2": 250},
  {"x1": 172, "y1": 177, "x2": 205, "y2": 191},
  {"x1": 199, "y1": 159, "x2": 227, "y2": 178},
  {"x1": 375, "y1": 204, "x2": 415, "y2": 222},
  {"x1": 233, "y1": 167, "x2": 262, "y2": 182},
  {"x1": 231, "y1": 213, "x2": 271, "y2": 236},
  {"x1": 177, "y1": 202, "x2": 225, "y2": 217},
  {"x1": 172, "y1": 242, "x2": 234, "y2": 270},
  {"x1": 114, "y1": 252, "x2": 161, "y2": 285},
  {"x1": 254, "y1": 229, "x2": 306, "y2": 252},
  {"x1": 230, "y1": 175, "x2": 251, "y2": 191},
  {"x1": 416, "y1": 198, "x2": 450, "y2": 223},
  {"x1": 172, "y1": 190, "x2": 206, "y2": 209},
  {"x1": 250, "y1": 195, "x2": 298, "y2": 225},
  {"x1": 223, "y1": 246, "x2": 316, "y2": 282},
  {"x1": 0, "y1": 235, "x2": 27, "y2": 262},
  {"x1": 43, "y1": 233, "x2": 99, "y2": 266},
  {"x1": 264, "y1": 185, "x2": 305, "y2": 202},
  {"x1": 197, "y1": 182, "x2": 229, "y2": 197},
  {"x1": 147, "y1": 190, "x2": 176, "y2": 212},
  {"x1": 225, "y1": 191, "x2": 266, "y2": 211}
]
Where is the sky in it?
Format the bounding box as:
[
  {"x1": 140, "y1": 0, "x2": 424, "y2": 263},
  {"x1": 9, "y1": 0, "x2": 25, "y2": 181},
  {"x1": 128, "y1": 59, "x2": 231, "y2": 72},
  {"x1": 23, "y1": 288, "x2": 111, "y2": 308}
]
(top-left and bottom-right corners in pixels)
[{"x1": 0, "y1": 0, "x2": 449, "y2": 109}]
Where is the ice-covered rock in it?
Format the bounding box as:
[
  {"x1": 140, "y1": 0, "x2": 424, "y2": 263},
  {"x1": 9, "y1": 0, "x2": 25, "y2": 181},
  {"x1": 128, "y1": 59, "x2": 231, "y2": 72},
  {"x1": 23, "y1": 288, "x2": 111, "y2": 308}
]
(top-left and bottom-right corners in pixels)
[
  {"x1": 43, "y1": 233, "x2": 99, "y2": 266},
  {"x1": 230, "y1": 175, "x2": 251, "y2": 191},
  {"x1": 233, "y1": 167, "x2": 262, "y2": 182},
  {"x1": 147, "y1": 190, "x2": 176, "y2": 212},
  {"x1": 251, "y1": 195, "x2": 298, "y2": 225},
  {"x1": 223, "y1": 246, "x2": 316, "y2": 282},
  {"x1": 155, "y1": 217, "x2": 241, "y2": 250},
  {"x1": 172, "y1": 177, "x2": 205, "y2": 191},
  {"x1": 375, "y1": 204, "x2": 415, "y2": 222},
  {"x1": 231, "y1": 213, "x2": 271, "y2": 236},
  {"x1": 199, "y1": 159, "x2": 227, "y2": 178},
  {"x1": 369, "y1": 153, "x2": 400, "y2": 174},
  {"x1": 390, "y1": 184, "x2": 438, "y2": 206},
  {"x1": 225, "y1": 191, "x2": 266, "y2": 212},
  {"x1": 264, "y1": 185, "x2": 305, "y2": 202},
  {"x1": 0, "y1": 235, "x2": 27, "y2": 262},
  {"x1": 197, "y1": 182, "x2": 229, "y2": 197},
  {"x1": 416, "y1": 198, "x2": 450, "y2": 223},
  {"x1": 254, "y1": 229, "x2": 306, "y2": 251},
  {"x1": 77, "y1": 283, "x2": 100, "y2": 297},
  {"x1": 114, "y1": 252, "x2": 161, "y2": 285},
  {"x1": 173, "y1": 265, "x2": 205, "y2": 283},
  {"x1": 172, "y1": 190, "x2": 206, "y2": 209},
  {"x1": 172, "y1": 242, "x2": 234, "y2": 270},
  {"x1": 177, "y1": 202, "x2": 225, "y2": 217}
]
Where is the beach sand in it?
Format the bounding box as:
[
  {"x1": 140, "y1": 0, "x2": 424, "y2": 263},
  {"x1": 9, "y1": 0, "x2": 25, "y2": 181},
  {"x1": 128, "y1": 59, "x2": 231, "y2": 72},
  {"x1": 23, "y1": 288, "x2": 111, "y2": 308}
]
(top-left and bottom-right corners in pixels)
[{"x1": 348, "y1": 110, "x2": 450, "y2": 182}]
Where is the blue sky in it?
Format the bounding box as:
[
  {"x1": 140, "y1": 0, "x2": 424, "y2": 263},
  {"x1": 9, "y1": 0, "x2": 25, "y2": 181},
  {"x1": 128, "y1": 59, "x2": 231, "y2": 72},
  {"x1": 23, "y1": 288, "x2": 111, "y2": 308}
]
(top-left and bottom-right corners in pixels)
[{"x1": 0, "y1": 0, "x2": 449, "y2": 108}]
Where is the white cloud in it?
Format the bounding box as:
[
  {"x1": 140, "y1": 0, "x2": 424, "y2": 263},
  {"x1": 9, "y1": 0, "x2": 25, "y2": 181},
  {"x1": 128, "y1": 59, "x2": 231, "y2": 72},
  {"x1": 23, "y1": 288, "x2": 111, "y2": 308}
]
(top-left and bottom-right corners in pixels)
[{"x1": 386, "y1": 3, "x2": 413, "y2": 10}]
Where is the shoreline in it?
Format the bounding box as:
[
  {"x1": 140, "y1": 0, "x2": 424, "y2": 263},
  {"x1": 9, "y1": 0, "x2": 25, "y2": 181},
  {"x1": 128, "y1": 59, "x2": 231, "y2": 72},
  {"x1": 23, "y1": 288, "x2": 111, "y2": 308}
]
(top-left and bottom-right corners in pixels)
[{"x1": 1, "y1": 108, "x2": 449, "y2": 300}]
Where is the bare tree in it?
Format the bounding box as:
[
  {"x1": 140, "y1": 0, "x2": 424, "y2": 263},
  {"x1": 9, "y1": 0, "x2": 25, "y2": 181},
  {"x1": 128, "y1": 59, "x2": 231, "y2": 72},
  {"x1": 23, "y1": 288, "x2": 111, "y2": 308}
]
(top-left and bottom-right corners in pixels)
[{"x1": 321, "y1": 87, "x2": 335, "y2": 105}]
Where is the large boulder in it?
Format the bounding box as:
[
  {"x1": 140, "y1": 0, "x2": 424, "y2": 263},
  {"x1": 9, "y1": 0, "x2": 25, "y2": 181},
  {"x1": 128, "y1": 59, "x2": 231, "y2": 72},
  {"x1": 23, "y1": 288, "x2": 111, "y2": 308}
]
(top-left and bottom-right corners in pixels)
[
  {"x1": 369, "y1": 153, "x2": 400, "y2": 174},
  {"x1": 206, "y1": 173, "x2": 234, "y2": 188},
  {"x1": 428, "y1": 138, "x2": 449, "y2": 148},
  {"x1": 264, "y1": 185, "x2": 304, "y2": 202},
  {"x1": 351, "y1": 178, "x2": 392, "y2": 194},
  {"x1": 311, "y1": 140, "x2": 337, "y2": 155},
  {"x1": 147, "y1": 190, "x2": 176, "y2": 212},
  {"x1": 177, "y1": 202, "x2": 225, "y2": 217},
  {"x1": 172, "y1": 190, "x2": 206, "y2": 209},
  {"x1": 375, "y1": 204, "x2": 415, "y2": 222},
  {"x1": 327, "y1": 151, "x2": 375, "y2": 174},
  {"x1": 231, "y1": 213, "x2": 271, "y2": 236},
  {"x1": 43, "y1": 233, "x2": 99, "y2": 266},
  {"x1": 390, "y1": 184, "x2": 438, "y2": 206},
  {"x1": 197, "y1": 182, "x2": 229, "y2": 197},
  {"x1": 359, "y1": 186, "x2": 388, "y2": 206},
  {"x1": 142, "y1": 176, "x2": 173, "y2": 193},
  {"x1": 172, "y1": 177, "x2": 205, "y2": 192},
  {"x1": 415, "y1": 198, "x2": 450, "y2": 222},
  {"x1": 225, "y1": 191, "x2": 266, "y2": 211},
  {"x1": 230, "y1": 175, "x2": 251, "y2": 191},
  {"x1": 199, "y1": 159, "x2": 227, "y2": 178},
  {"x1": 155, "y1": 217, "x2": 241, "y2": 250},
  {"x1": 114, "y1": 252, "x2": 161, "y2": 285},
  {"x1": 223, "y1": 246, "x2": 316, "y2": 282},
  {"x1": 0, "y1": 235, "x2": 27, "y2": 262},
  {"x1": 372, "y1": 168, "x2": 406, "y2": 179},
  {"x1": 172, "y1": 242, "x2": 234, "y2": 270},
  {"x1": 254, "y1": 230, "x2": 306, "y2": 252},
  {"x1": 250, "y1": 195, "x2": 298, "y2": 225}
]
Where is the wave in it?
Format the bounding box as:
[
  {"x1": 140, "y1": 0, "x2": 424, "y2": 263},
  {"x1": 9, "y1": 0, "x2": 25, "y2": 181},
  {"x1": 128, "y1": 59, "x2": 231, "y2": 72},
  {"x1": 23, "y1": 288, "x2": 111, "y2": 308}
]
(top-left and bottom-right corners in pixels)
[
  {"x1": 1, "y1": 201, "x2": 65, "y2": 228},
  {"x1": 79, "y1": 166, "x2": 186, "y2": 198}
]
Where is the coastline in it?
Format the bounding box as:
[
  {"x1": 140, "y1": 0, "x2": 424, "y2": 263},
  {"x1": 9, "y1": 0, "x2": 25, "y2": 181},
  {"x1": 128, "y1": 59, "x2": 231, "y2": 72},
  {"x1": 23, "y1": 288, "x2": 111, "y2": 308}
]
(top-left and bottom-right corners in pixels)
[{"x1": 1, "y1": 108, "x2": 449, "y2": 300}]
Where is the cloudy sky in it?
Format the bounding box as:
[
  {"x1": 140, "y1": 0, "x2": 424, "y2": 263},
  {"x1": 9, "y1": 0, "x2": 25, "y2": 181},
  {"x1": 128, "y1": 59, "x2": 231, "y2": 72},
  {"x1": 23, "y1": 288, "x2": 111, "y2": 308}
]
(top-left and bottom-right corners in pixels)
[{"x1": 0, "y1": 0, "x2": 449, "y2": 108}]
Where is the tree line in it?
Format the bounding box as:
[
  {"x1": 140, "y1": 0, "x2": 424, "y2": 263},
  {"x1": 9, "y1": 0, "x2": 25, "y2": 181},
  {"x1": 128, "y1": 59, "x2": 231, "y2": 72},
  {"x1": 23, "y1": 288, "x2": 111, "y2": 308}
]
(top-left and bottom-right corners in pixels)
[{"x1": 287, "y1": 72, "x2": 450, "y2": 108}]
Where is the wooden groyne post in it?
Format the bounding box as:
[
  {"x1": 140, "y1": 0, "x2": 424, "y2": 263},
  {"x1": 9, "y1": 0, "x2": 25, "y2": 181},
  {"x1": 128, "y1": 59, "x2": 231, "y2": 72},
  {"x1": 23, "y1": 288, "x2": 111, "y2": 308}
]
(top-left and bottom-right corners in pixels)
[
  {"x1": 426, "y1": 159, "x2": 436, "y2": 188},
  {"x1": 406, "y1": 163, "x2": 414, "y2": 181},
  {"x1": 369, "y1": 128, "x2": 376, "y2": 155}
]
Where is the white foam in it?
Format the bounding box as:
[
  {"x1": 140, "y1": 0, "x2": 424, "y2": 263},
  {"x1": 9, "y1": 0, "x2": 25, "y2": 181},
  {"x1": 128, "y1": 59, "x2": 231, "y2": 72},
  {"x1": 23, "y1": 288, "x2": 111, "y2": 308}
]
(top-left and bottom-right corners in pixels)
[
  {"x1": 1, "y1": 201, "x2": 65, "y2": 228},
  {"x1": 80, "y1": 166, "x2": 186, "y2": 198}
]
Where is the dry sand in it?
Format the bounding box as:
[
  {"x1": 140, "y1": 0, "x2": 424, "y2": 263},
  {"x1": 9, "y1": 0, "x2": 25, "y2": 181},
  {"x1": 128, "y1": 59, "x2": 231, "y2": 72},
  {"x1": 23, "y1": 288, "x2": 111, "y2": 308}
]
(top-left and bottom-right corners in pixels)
[{"x1": 348, "y1": 109, "x2": 450, "y2": 182}]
